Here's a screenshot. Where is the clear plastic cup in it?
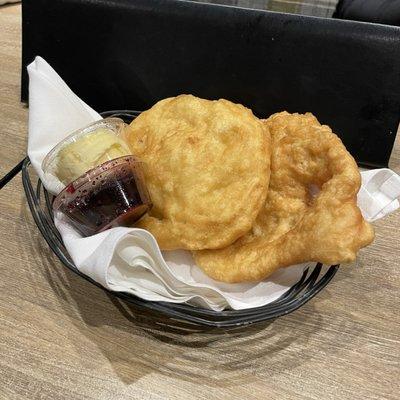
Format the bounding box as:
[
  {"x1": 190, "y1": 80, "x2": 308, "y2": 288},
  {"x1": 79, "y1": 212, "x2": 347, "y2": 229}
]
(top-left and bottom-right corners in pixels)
[
  {"x1": 42, "y1": 118, "x2": 130, "y2": 187},
  {"x1": 53, "y1": 156, "x2": 152, "y2": 236}
]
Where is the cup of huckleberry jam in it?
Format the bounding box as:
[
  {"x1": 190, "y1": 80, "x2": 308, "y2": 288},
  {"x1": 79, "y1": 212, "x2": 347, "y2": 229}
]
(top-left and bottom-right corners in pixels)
[{"x1": 52, "y1": 156, "x2": 152, "y2": 236}]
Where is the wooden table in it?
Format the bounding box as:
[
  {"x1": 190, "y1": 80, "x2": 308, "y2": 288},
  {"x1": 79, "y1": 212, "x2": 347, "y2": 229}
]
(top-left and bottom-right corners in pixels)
[{"x1": 1, "y1": 4, "x2": 399, "y2": 400}]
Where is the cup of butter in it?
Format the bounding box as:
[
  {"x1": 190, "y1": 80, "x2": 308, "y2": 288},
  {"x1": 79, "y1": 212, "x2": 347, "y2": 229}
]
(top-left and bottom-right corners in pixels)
[{"x1": 42, "y1": 118, "x2": 152, "y2": 236}]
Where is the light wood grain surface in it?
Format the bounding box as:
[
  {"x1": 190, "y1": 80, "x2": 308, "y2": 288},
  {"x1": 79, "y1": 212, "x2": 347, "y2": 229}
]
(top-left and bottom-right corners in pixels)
[{"x1": 0, "y1": 4, "x2": 399, "y2": 400}]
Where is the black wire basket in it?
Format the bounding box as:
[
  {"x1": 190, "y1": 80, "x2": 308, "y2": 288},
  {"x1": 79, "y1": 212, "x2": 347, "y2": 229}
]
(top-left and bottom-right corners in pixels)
[{"x1": 19, "y1": 110, "x2": 339, "y2": 328}]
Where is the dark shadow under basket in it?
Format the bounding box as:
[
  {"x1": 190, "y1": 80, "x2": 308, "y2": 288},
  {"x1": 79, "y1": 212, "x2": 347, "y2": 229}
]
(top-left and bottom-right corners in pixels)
[{"x1": 21, "y1": 110, "x2": 339, "y2": 328}]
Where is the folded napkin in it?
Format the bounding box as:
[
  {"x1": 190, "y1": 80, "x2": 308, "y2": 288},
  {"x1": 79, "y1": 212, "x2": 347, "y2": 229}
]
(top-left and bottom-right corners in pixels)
[{"x1": 27, "y1": 56, "x2": 400, "y2": 310}]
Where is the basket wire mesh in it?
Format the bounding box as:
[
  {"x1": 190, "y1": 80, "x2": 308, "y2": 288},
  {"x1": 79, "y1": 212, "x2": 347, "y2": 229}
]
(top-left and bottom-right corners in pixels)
[{"x1": 19, "y1": 110, "x2": 339, "y2": 328}]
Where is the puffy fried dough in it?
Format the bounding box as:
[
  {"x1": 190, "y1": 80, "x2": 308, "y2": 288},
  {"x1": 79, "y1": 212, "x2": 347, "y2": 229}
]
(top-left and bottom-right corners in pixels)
[
  {"x1": 193, "y1": 112, "x2": 374, "y2": 283},
  {"x1": 124, "y1": 95, "x2": 271, "y2": 250}
]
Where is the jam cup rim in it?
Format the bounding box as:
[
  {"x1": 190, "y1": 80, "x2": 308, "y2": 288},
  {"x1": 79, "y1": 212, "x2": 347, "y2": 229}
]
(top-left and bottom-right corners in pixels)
[{"x1": 52, "y1": 155, "x2": 145, "y2": 212}]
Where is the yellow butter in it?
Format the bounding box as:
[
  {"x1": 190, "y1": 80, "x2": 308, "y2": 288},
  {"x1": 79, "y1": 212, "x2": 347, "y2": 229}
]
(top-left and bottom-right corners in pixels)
[{"x1": 55, "y1": 128, "x2": 131, "y2": 184}]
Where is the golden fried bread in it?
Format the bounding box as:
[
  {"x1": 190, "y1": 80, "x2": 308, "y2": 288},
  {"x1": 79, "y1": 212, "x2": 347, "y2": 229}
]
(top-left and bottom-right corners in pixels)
[
  {"x1": 193, "y1": 112, "x2": 374, "y2": 282},
  {"x1": 124, "y1": 95, "x2": 271, "y2": 250}
]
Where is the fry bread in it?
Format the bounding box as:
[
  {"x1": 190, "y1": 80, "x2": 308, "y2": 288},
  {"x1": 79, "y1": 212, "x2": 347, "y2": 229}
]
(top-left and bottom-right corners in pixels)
[
  {"x1": 124, "y1": 95, "x2": 271, "y2": 250},
  {"x1": 194, "y1": 112, "x2": 374, "y2": 282}
]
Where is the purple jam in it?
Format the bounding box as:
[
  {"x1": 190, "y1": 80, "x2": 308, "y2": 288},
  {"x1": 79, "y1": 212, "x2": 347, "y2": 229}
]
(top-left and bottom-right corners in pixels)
[{"x1": 54, "y1": 156, "x2": 151, "y2": 237}]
